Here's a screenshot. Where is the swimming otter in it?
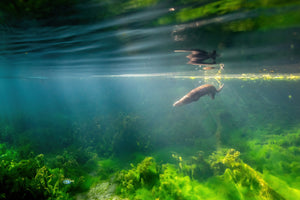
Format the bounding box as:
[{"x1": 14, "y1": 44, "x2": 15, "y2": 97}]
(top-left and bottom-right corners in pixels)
[{"x1": 173, "y1": 84, "x2": 224, "y2": 107}]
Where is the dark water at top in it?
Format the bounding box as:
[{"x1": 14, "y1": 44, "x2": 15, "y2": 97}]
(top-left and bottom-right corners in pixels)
[
  {"x1": 0, "y1": 1, "x2": 300, "y2": 200},
  {"x1": 1, "y1": 0, "x2": 300, "y2": 77}
]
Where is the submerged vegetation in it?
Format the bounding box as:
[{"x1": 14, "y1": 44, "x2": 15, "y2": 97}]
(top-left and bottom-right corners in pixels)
[
  {"x1": 0, "y1": 144, "x2": 69, "y2": 199},
  {"x1": 1, "y1": 115, "x2": 299, "y2": 199},
  {"x1": 0, "y1": 79, "x2": 299, "y2": 199},
  {"x1": 114, "y1": 148, "x2": 295, "y2": 200}
]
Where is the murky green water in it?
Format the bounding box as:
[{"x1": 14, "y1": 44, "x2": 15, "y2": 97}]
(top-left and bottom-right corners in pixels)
[{"x1": 0, "y1": 0, "x2": 300, "y2": 199}]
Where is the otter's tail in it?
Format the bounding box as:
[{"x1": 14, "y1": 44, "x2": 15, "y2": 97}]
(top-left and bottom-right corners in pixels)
[{"x1": 217, "y1": 84, "x2": 224, "y2": 93}]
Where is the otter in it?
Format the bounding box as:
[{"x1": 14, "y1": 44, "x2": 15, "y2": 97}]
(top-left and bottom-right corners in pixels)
[{"x1": 173, "y1": 84, "x2": 224, "y2": 107}]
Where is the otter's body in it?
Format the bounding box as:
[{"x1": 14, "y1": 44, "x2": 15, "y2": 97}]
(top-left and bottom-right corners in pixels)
[{"x1": 173, "y1": 84, "x2": 224, "y2": 107}]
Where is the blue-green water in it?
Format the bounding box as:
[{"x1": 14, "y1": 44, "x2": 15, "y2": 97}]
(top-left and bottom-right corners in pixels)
[{"x1": 0, "y1": 1, "x2": 300, "y2": 199}]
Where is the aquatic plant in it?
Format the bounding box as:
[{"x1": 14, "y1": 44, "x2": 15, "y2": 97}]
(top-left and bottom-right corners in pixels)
[
  {"x1": 241, "y1": 127, "x2": 300, "y2": 199},
  {"x1": 34, "y1": 165, "x2": 68, "y2": 199},
  {"x1": 96, "y1": 158, "x2": 120, "y2": 180},
  {"x1": 0, "y1": 144, "x2": 71, "y2": 200},
  {"x1": 262, "y1": 173, "x2": 300, "y2": 200},
  {"x1": 171, "y1": 151, "x2": 213, "y2": 181},
  {"x1": 44, "y1": 141, "x2": 297, "y2": 200},
  {"x1": 52, "y1": 151, "x2": 80, "y2": 176},
  {"x1": 116, "y1": 157, "x2": 159, "y2": 197},
  {"x1": 209, "y1": 149, "x2": 285, "y2": 200},
  {"x1": 47, "y1": 148, "x2": 101, "y2": 194},
  {"x1": 116, "y1": 155, "x2": 219, "y2": 200},
  {"x1": 154, "y1": 164, "x2": 204, "y2": 200}
]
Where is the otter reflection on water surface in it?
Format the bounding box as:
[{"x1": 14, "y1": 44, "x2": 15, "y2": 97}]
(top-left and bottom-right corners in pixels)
[
  {"x1": 174, "y1": 49, "x2": 218, "y2": 64},
  {"x1": 175, "y1": 49, "x2": 224, "y2": 71}
]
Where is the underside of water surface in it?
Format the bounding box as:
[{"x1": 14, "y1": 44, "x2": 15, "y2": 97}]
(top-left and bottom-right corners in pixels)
[{"x1": 0, "y1": 0, "x2": 300, "y2": 200}]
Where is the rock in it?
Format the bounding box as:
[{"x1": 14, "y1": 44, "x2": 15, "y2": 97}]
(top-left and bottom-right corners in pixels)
[{"x1": 87, "y1": 182, "x2": 127, "y2": 200}]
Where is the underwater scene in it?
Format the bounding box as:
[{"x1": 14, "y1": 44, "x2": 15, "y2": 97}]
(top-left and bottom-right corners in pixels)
[{"x1": 1, "y1": 0, "x2": 300, "y2": 199}]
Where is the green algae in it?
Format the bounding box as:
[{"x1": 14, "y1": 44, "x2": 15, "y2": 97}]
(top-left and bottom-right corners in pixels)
[
  {"x1": 96, "y1": 159, "x2": 120, "y2": 180},
  {"x1": 171, "y1": 151, "x2": 213, "y2": 181},
  {"x1": 262, "y1": 173, "x2": 300, "y2": 200},
  {"x1": 114, "y1": 148, "x2": 295, "y2": 200},
  {"x1": 1, "y1": 121, "x2": 300, "y2": 199},
  {"x1": 242, "y1": 127, "x2": 300, "y2": 198},
  {"x1": 116, "y1": 157, "x2": 159, "y2": 196},
  {"x1": 215, "y1": 149, "x2": 285, "y2": 200},
  {"x1": 154, "y1": 164, "x2": 217, "y2": 200},
  {"x1": 0, "y1": 145, "x2": 70, "y2": 200}
]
